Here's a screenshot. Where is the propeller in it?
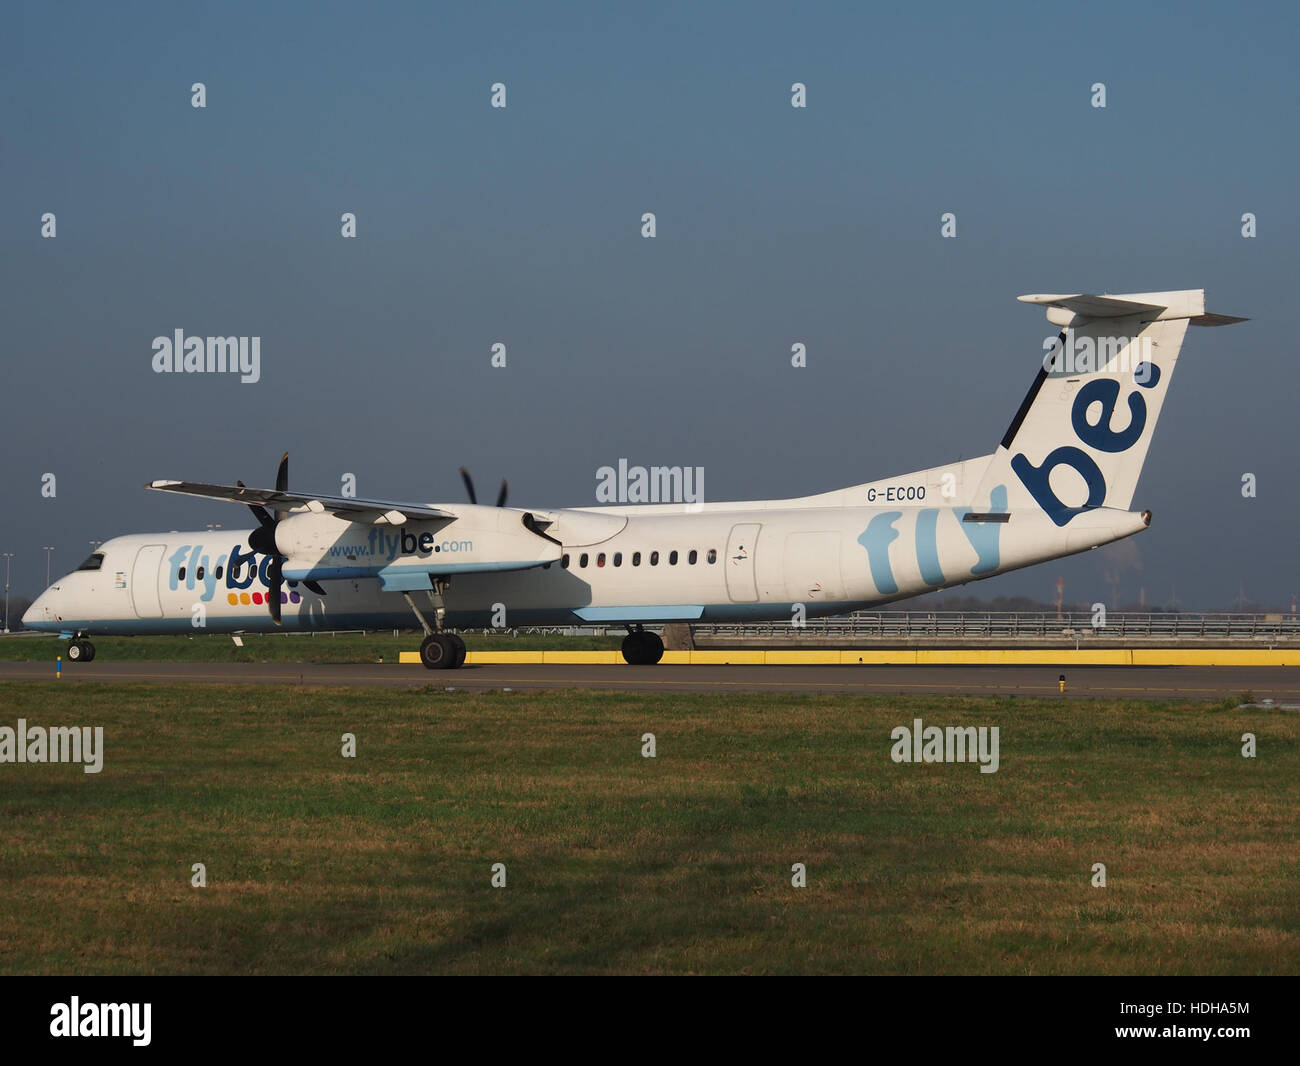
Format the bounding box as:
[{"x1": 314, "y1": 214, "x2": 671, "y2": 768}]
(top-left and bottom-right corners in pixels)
[
  {"x1": 459, "y1": 467, "x2": 508, "y2": 509},
  {"x1": 460, "y1": 465, "x2": 556, "y2": 547},
  {"x1": 238, "y1": 453, "x2": 325, "y2": 625}
]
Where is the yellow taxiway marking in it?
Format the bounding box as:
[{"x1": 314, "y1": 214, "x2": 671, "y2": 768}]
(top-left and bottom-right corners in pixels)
[
  {"x1": 25, "y1": 668, "x2": 1300, "y2": 697},
  {"x1": 398, "y1": 649, "x2": 1300, "y2": 667}
]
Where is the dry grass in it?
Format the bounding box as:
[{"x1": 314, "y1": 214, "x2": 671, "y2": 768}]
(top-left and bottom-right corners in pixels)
[{"x1": 0, "y1": 682, "x2": 1295, "y2": 974}]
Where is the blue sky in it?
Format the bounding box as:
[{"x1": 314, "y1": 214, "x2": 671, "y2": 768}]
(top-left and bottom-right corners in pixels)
[{"x1": 2, "y1": 1, "x2": 1297, "y2": 608}]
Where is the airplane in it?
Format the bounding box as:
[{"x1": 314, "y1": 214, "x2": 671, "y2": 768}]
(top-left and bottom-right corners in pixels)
[{"x1": 24, "y1": 288, "x2": 1244, "y2": 668}]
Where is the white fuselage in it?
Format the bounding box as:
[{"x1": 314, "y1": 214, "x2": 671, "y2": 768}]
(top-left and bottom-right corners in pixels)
[{"x1": 24, "y1": 479, "x2": 1148, "y2": 637}]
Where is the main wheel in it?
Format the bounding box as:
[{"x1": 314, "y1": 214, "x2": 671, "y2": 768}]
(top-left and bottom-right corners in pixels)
[
  {"x1": 419, "y1": 633, "x2": 456, "y2": 669},
  {"x1": 621, "y1": 632, "x2": 646, "y2": 664},
  {"x1": 450, "y1": 634, "x2": 467, "y2": 668},
  {"x1": 621, "y1": 631, "x2": 665, "y2": 665},
  {"x1": 641, "y1": 631, "x2": 664, "y2": 664},
  {"x1": 82, "y1": 641, "x2": 96, "y2": 662}
]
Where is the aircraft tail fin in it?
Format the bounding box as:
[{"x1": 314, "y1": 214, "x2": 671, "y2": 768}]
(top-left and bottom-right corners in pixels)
[{"x1": 973, "y1": 289, "x2": 1244, "y2": 527}]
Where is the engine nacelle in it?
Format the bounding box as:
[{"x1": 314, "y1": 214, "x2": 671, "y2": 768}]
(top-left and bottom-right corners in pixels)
[{"x1": 277, "y1": 506, "x2": 561, "y2": 588}]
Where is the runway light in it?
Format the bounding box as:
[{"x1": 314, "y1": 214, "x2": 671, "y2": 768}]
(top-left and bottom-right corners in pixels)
[{"x1": 1058, "y1": 673, "x2": 1066, "y2": 693}]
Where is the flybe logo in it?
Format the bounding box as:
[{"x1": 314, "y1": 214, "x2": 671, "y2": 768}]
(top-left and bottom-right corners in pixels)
[
  {"x1": 327, "y1": 529, "x2": 474, "y2": 562},
  {"x1": 167, "y1": 535, "x2": 472, "y2": 602},
  {"x1": 858, "y1": 489, "x2": 1006, "y2": 595},
  {"x1": 168, "y1": 543, "x2": 283, "y2": 603},
  {"x1": 361, "y1": 529, "x2": 472, "y2": 558},
  {"x1": 1010, "y1": 361, "x2": 1161, "y2": 527}
]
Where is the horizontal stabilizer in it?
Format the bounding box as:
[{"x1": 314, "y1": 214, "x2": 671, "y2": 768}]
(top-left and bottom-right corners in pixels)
[
  {"x1": 1018, "y1": 290, "x2": 1247, "y2": 328},
  {"x1": 1017, "y1": 293, "x2": 1167, "y2": 318},
  {"x1": 1189, "y1": 312, "x2": 1249, "y2": 327}
]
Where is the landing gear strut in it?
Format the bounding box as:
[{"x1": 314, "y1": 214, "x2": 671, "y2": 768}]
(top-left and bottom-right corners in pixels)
[
  {"x1": 404, "y1": 582, "x2": 466, "y2": 670},
  {"x1": 621, "y1": 625, "x2": 664, "y2": 665},
  {"x1": 66, "y1": 636, "x2": 96, "y2": 663}
]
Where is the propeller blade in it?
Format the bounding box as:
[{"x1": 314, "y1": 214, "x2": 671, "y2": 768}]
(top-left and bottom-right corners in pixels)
[
  {"x1": 459, "y1": 467, "x2": 477, "y2": 505},
  {"x1": 237, "y1": 480, "x2": 274, "y2": 527},
  {"x1": 274, "y1": 453, "x2": 289, "y2": 522},
  {"x1": 460, "y1": 467, "x2": 508, "y2": 507},
  {"x1": 267, "y1": 556, "x2": 283, "y2": 625},
  {"x1": 303, "y1": 579, "x2": 327, "y2": 596}
]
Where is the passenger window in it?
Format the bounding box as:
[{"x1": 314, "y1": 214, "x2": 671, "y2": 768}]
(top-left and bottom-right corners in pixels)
[
  {"x1": 613, "y1": 552, "x2": 622, "y2": 567},
  {"x1": 580, "y1": 553, "x2": 589, "y2": 568},
  {"x1": 707, "y1": 549, "x2": 717, "y2": 564},
  {"x1": 197, "y1": 566, "x2": 205, "y2": 580},
  {"x1": 562, "y1": 554, "x2": 570, "y2": 568},
  {"x1": 232, "y1": 563, "x2": 242, "y2": 579},
  {"x1": 632, "y1": 552, "x2": 641, "y2": 566},
  {"x1": 215, "y1": 565, "x2": 224, "y2": 579},
  {"x1": 650, "y1": 551, "x2": 659, "y2": 566},
  {"x1": 178, "y1": 567, "x2": 186, "y2": 580},
  {"x1": 669, "y1": 550, "x2": 678, "y2": 565},
  {"x1": 688, "y1": 550, "x2": 698, "y2": 565},
  {"x1": 597, "y1": 552, "x2": 606, "y2": 567}
]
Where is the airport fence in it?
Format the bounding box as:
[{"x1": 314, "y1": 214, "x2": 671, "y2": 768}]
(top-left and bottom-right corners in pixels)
[{"x1": 690, "y1": 612, "x2": 1300, "y2": 642}]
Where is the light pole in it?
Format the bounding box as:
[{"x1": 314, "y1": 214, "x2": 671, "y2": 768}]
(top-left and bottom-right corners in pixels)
[
  {"x1": 42, "y1": 545, "x2": 55, "y2": 587},
  {"x1": 2, "y1": 552, "x2": 13, "y2": 634}
]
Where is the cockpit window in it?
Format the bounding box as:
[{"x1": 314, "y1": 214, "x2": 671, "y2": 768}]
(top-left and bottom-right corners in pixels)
[{"x1": 77, "y1": 553, "x2": 105, "y2": 572}]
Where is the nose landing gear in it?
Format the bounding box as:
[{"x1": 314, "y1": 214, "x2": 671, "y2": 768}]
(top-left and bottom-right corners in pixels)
[{"x1": 65, "y1": 637, "x2": 96, "y2": 662}]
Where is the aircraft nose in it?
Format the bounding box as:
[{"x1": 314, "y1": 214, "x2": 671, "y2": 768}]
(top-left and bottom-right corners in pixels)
[{"x1": 22, "y1": 591, "x2": 50, "y2": 628}]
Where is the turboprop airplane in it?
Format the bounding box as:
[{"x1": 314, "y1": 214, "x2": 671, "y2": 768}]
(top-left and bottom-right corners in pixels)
[{"x1": 25, "y1": 289, "x2": 1244, "y2": 668}]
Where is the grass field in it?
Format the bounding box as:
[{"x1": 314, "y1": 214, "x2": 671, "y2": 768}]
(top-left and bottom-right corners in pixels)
[
  {"x1": 0, "y1": 682, "x2": 1295, "y2": 975},
  {"x1": 0, "y1": 632, "x2": 622, "y2": 663}
]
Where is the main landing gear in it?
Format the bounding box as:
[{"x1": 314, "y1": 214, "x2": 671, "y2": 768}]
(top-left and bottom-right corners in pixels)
[
  {"x1": 419, "y1": 632, "x2": 466, "y2": 670},
  {"x1": 65, "y1": 636, "x2": 96, "y2": 662},
  {"x1": 621, "y1": 625, "x2": 664, "y2": 665},
  {"x1": 404, "y1": 582, "x2": 466, "y2": 670}
]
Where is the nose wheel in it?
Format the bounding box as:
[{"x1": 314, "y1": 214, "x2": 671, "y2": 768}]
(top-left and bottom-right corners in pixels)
[
  {"x1": 66, "y1": 639, "x2": 95, "y2": 663},
  {"x1": 621, "y1": 627, "x2": 664, "y2": 665}
]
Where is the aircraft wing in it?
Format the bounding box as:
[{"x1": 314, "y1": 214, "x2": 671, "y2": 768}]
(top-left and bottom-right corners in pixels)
[{"x1": 146, "y1": 479, "x2": 457, "y2": 525}]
